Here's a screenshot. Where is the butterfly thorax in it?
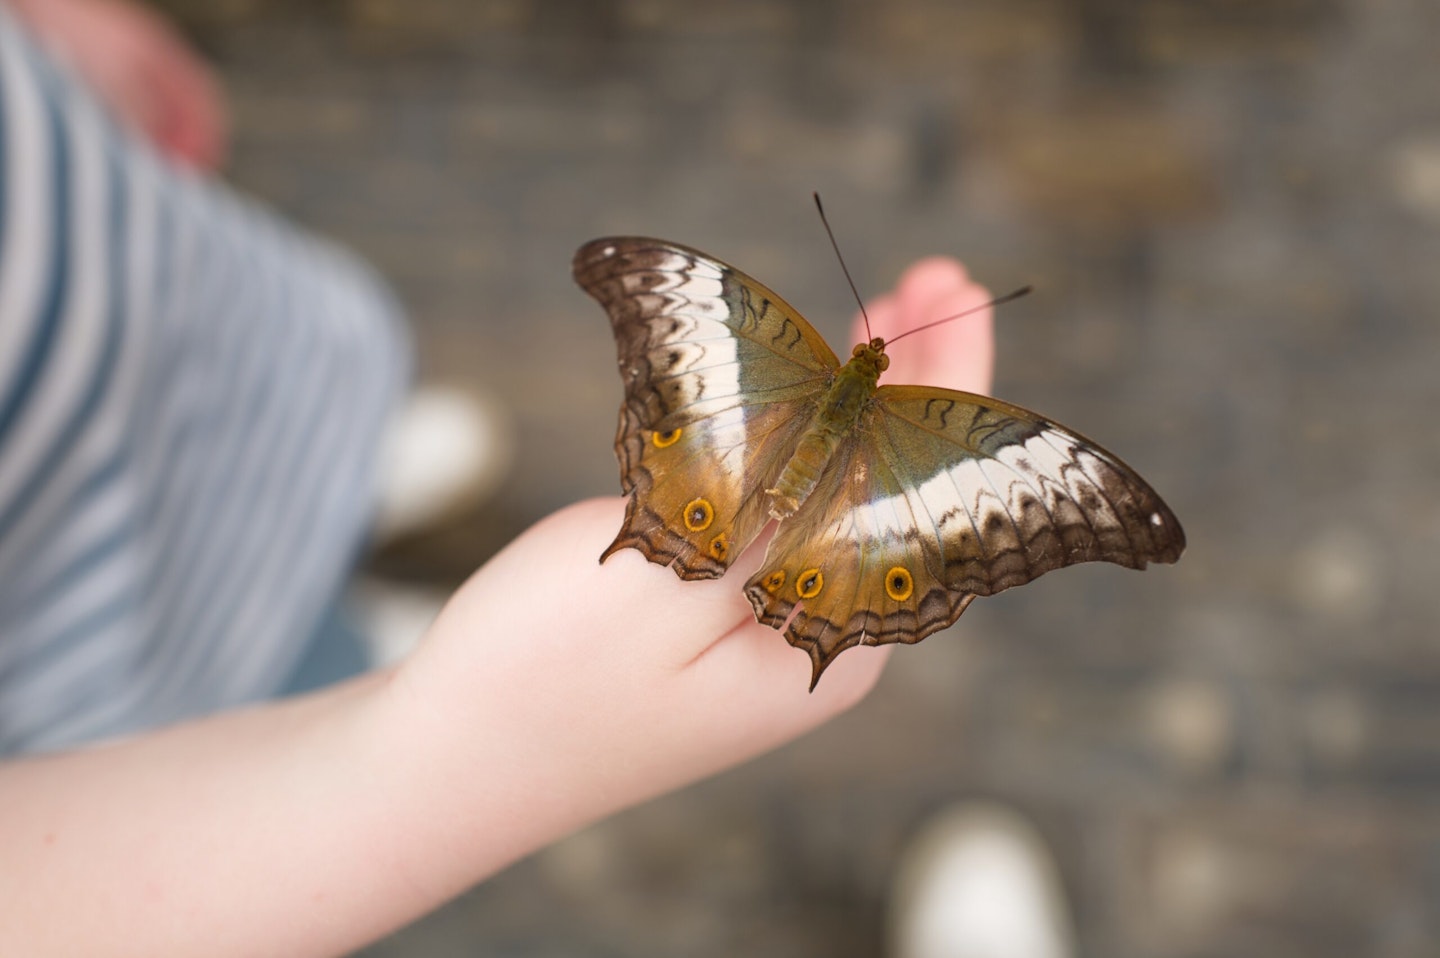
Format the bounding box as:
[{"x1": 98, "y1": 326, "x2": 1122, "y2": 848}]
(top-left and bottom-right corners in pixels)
[{"x1": 764, "y1": 339, "x2": 890, "y2": 520}]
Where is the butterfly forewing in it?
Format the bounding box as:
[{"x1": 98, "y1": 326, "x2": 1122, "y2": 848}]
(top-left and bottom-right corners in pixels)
[
  {"x1": 878, "y1": 386, "x2": 1184, "y2": 567},
  {"x1": 574, "y1": 238, "x2": 838, "y2": 577},
  {"x1": 574, "y1": 238, "x2": 838, "y2": 431}
]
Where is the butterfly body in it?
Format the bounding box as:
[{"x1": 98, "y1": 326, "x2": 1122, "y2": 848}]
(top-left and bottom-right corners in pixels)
[
  {"x1": 574, "y1": 237, "x2": 1184, "y2": 689},
  {"x1": 766, "y1": 340, "x2": 888, "y2": 519}
]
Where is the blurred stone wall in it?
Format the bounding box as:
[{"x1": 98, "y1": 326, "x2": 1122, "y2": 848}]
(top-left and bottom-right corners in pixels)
[{"x1": 155, "y1": 1, "x2": 1440, "y2": 955}]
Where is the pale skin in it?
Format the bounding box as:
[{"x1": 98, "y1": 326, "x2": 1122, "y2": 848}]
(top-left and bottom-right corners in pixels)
[{"x1": 0, "y1": 3, "x2": 999, "y2": 953}]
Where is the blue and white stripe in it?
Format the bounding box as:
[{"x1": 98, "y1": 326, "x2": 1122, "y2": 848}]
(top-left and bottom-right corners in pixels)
[{"x1": 0, "y1": 12, "x2": 409, "y2": 754}]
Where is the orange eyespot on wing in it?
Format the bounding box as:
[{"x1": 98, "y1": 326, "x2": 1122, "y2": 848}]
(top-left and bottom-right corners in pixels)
[
  {"x1": 683, "y1": 497, "x2": 714, "y2": 532},
  {"x1": 708, "y1": 533, "x2": 730, "y2": 561},
  {"x1": 885, "y1": 566, "x2": 914, "y2": 602},
  {"x1": 796, "y1": 568, "x2": 824, "y2": 600}
]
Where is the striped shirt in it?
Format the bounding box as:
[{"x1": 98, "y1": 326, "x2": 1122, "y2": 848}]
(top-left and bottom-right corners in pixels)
[{"x1": 0, "y1": 11, "x2": 409, "y2": 754}]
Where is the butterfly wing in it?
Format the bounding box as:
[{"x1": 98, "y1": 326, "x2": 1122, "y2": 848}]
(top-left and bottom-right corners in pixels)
[
  {"x1": 574, "y1": 237, "x2": 841, "y2": 578},
  {"x1": 744, "y1": 384, "x2": 1185, "y2": 687}
]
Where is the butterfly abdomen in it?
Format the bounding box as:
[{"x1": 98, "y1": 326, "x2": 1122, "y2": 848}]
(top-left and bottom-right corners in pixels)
[{"x1": 765, "y1": 346, "x2": 885, "y2": 519}]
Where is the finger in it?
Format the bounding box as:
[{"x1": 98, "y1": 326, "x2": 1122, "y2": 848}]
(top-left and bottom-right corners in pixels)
[
  {"x1": 472, "y1": 499, "x2": 760, "y2": 671},
  {"x1": 686, "y1": 615, "x2": 890, "y2": 722},
  {"x1": 499, "y1": 500, "x2": 884, "y2": 721},
  {"x1": 851, "y1": 257, "x2": 995, "y2": 395}
]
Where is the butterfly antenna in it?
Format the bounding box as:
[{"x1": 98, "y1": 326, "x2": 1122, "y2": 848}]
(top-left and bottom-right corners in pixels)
[
  {"x1": 813, "y1": 192, "x2": 873, "y2": 340},
  {"x1": 885, "y1": 284, "x2": 1033, "y2": 346}
]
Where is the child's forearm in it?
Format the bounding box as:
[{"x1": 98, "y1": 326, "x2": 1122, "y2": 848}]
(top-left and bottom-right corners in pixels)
[{"x1": 0, "y1": 669, "x2": 509, "y2": 958}]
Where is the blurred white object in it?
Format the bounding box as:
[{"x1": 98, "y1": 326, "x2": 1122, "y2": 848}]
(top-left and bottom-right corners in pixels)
[
  {"x1": 351, "y1": 577, "x2": 448, "y2": 666},
  {"x1": 372, "y1": 385, "x2": 514, "y2": 540},
  {"x1": 888, "y1": 803, "x2": 1075, "y2": 958},
  {"x1": 359, "y1": 384, "x2": 513, "y2": 665}
]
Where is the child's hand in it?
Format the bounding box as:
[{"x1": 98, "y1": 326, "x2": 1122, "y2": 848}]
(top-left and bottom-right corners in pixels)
[{"x1": 384, "y1": 257, "x2": 998, "y2": 866}]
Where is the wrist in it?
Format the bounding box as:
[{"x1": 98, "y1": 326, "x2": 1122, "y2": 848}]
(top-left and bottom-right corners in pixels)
[{"x1": 364, "y1": 637, "x2": 594, "y2": 891}]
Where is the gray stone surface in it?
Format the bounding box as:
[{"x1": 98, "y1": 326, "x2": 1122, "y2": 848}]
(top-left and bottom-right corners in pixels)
[{"x1": 157, "y1": 0, "x2": 1440, "y2": 954}]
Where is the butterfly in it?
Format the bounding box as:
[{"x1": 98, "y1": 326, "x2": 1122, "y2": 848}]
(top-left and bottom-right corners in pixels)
[{"x1": 574, "y1": 237, "x2": 1185, "y2": 689}]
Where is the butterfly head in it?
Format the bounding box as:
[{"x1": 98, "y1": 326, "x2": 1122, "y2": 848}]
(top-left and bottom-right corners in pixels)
[{"x1": 849, "y1": 339, "x2": 891, "y2": 380}]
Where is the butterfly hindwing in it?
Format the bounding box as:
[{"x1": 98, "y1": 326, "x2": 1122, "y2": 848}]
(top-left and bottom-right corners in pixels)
[
  {"x1": 574, "y1": 238, "x2": 838, "y2": 577},
  {"x1": 744, "y1": 385, "x2": 1185, "y2": 686}
]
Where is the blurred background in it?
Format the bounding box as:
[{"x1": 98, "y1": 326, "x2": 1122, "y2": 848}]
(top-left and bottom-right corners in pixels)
[{"x1": 155, "y1": 0, "x2": 1438, "y2": 955}]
